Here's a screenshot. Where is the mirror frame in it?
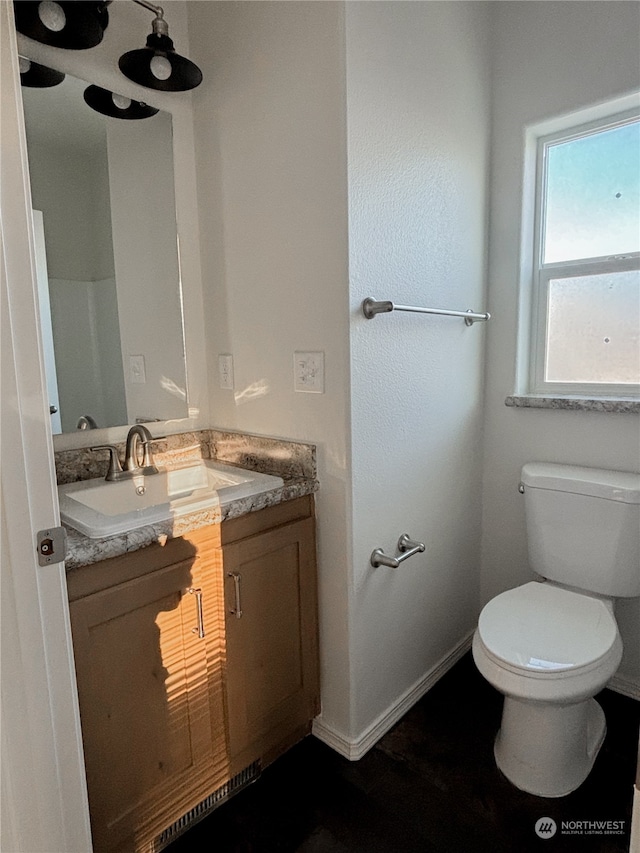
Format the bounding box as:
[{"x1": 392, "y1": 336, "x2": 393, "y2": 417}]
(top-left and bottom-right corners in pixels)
[{"x1": 16, "y1": 5, "x2": 209, "y2": 451}]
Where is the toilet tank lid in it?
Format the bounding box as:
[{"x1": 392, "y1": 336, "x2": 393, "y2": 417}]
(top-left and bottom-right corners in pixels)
[{"x1": 521, "y1": 463, "x2": 640, "y2": 504}]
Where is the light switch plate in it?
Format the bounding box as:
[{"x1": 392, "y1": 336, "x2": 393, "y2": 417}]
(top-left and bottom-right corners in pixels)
[
  {"x1": 294, "y1": 351, "x2": 324, "y2": 393},
  {"x1": 218, "y1": 354, "x2": 234, "y2": 390},
  {"x1": 129, "y1": 354, "x2": 146, "y2": 384}
]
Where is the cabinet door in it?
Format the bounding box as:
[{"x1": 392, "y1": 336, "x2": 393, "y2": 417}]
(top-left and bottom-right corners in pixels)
[
  {"x1": 224, "y1": 517, "x2": 320, "y2": 770},
  {"x1": 70, "y1": 555, "x2": 227, "y2": 853}
]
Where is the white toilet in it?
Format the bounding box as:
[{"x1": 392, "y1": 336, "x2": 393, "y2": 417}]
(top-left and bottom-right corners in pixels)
[{"x1": 473, "y1": 462, "x2": 640, "y2": 798}]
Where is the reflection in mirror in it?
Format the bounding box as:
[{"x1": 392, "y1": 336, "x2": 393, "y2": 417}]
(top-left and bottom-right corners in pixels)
[{"x1": 21, "y1": 71, "x2": 188, "y2": 434}]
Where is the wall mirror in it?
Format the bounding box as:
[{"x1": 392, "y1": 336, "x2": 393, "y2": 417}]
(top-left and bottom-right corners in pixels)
[{"x1": 21, "y1": 70, "x2": 188, "y2": 435}]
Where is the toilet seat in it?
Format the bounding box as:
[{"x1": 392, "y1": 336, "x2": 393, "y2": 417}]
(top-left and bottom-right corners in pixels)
[{"x1": 477, "y1": 581, "x2": 618, "y2": 677}]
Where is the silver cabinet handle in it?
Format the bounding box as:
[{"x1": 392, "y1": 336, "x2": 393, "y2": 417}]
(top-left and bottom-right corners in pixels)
[
  {"x1": 228, "y1": 572, "x2": 243, "y2": 619},
  {"x1": 188, "y1": 587, "x2": 205, "y2": 638}
]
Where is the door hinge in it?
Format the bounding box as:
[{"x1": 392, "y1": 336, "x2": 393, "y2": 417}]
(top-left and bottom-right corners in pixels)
[{"x1": 36, "y1": 526, "x2": 67, "y2": 566}]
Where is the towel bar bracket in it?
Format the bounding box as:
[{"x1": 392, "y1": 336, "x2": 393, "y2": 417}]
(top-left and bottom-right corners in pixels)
[{"x1": 362, "y1": 298, "x2": 394, "y2": 319}]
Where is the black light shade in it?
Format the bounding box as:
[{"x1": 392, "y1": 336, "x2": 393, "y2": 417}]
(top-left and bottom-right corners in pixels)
[
  {"x1": 83, "y1": 85, "x2": 159, "y2": 120},
  {"x1": 119, "y1": 30, "x2": 202, "y2": 92},
  {"x1": 13, "y1": 1, "x2": 110, "y2": 50},
  {"x1": 19, "y1": 57, "x2": 65, "y2": 87}
]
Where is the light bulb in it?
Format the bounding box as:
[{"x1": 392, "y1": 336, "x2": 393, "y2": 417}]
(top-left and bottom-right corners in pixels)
[
  {"x1": 150, "y1": 54, "x2": 172, "y2": 81},
  {"x1": 112, "y1": 93, "x2": 132, "y2": 111},
  {"x1": 38, "y1": 1, "x2": 66, "y2": 32},
  {"x1": 19, "y1": 57, "x2": 32, "y2": 74}
]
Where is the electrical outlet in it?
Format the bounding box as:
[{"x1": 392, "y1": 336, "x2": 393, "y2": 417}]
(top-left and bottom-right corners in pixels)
[
  {"x1": 218, "y1": 354, "x2": 234, "y2": 390},
  {"x1": 294, "y1": 351, "x2": 324, "y2": 393},
  {"x1": 129, "y1": 354, "x2": 146, "y2": 384}
]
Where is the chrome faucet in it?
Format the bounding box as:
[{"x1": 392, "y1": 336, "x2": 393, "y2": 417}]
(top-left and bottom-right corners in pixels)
[
  {"x1": 124, "y1": 424, "x2": 158, "y2": 474},
  {"x1": 91, "y1": 425, "x2": 159, "y2": 482}
]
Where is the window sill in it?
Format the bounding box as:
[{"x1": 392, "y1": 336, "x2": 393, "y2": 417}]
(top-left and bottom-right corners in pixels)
[{"x1": 505, "y1": 395, "x2": 640, "y2": 414}]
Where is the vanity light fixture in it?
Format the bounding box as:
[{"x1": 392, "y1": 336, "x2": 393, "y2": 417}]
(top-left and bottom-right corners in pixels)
[
  {"x1": 13, "y1": 1, "x2": 111, "y2": 50},
  {"x1": 19, "y1": 56, "x2": 65, "y2": 87},
  {"x1": 83, "y1": 84, "x2": 159, "y2": 119},
  {"x1": 15, "y1": 0, "x2": 201, "y2": 105},
  {"x1": 118, "y1": 0, "x2": 202, "y2": 92}
]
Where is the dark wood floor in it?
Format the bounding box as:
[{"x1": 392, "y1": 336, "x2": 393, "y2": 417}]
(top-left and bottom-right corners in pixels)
[{"x1": 165, "y1": 653, "x2": 639, "y2": 852}]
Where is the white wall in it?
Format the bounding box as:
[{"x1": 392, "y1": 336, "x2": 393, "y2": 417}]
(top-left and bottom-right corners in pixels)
[
  {"x1": 482, "y1": 1, "x2": 640, "y2": 691},
  {"x1": 188, "y1": 1, "x2": 353, "y2": 737},
  {"x1": 189, "y1": 0, "x2": 491, "y2": 749},
  {"x1": 346, "y1": 0, "x2": 491, "y2": 741}
]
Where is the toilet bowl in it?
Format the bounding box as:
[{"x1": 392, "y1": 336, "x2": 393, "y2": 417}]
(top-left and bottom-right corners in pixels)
[
  {"x1": 473, "y1": 463, "x2": 639, "y2": 798},
  {"x1": 473, "y1": 581, "x2": 623, "y2": 797}
]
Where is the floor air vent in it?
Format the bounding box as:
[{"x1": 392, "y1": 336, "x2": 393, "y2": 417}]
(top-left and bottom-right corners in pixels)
[{"x1": 153, "y1": 761, "x2": 261, "y2": 851}]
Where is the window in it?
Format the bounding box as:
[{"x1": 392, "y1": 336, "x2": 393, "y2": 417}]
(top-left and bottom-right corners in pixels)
[{"x1": 528, "y1": 109, "x2": 640, "y2": 398}]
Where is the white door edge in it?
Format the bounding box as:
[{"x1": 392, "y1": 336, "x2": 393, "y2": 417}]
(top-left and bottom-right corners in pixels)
[{"x1": 0, "y1": 6, "x2": 92, "y2": 852}]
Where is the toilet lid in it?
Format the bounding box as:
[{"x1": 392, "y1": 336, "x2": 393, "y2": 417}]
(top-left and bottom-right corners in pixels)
[{"x1": 478, "y1": 582, "x2": 618, "y2": 673}]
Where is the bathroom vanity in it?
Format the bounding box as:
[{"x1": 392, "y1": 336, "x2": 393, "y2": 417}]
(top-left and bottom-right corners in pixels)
[{"x1": 62, "y1": 432, "x2": 320, "y2": 853}]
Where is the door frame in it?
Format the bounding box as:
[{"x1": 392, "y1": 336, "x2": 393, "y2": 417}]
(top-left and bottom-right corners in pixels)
[{"x1": 1, "y1": 5, "x2": 92, "y2": 851}]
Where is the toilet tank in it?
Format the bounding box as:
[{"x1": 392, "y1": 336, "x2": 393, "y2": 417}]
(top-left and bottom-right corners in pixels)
[{"x1": 521, "y1": 463, "x2": 640, "y2": 597}]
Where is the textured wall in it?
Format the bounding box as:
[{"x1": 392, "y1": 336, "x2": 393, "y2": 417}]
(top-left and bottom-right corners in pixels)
[{"x1": 346, "y1": 0, "x2": 491, "y2": 738}]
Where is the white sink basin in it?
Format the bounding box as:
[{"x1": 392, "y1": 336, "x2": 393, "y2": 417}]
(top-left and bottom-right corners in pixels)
[{"x1": 58, "y1": 460, "x2": 284, "y2": 539}]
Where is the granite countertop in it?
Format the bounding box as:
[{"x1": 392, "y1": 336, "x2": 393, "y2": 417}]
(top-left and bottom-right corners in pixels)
[
  {"x1": 58, "y1": 429, "x2": 318, "y2": 571},
  {"x1": 64, "y1": 475, "x2": 317, "y2": 570}
]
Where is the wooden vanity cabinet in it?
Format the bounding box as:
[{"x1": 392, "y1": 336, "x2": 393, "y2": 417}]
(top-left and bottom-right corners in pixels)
[
  {"x1": 66, "y1": 496, "x2": 318, "y2": 853},
  {"x1": 221, "y1": 497, "x2": 320, "y2": 774}
]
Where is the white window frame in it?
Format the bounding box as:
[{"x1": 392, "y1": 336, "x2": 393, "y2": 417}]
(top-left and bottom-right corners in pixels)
[{"x1": 527, "y1": 106, "x2": 640, "y2": 399}]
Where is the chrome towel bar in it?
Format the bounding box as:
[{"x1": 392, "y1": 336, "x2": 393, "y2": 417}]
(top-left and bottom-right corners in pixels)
[
  {"x1": 370, "y1": 534, "x2": 425, "y2": 568},
  {"x1": 362, "y1": 297, "x2": 490, "y2": 326}
]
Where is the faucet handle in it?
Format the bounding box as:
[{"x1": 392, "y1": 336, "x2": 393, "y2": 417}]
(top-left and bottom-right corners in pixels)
[
  {"x1": 91, "y1": 445, "x2": 124, "y2": 481},
  {"x1": 140, "y1": 441, "x2": 159, "y2": 474}
]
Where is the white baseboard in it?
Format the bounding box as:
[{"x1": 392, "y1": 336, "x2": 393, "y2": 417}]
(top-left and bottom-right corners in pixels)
[
  {"x1": 312, "y1": 636, "x2": 638, "y2": 761},
  {"x1": 312, "y1": 631, "x2": 474, "y2": 761},
  {"x1": 608, "y1": 672, "x2": 640, "y2": 701}
]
